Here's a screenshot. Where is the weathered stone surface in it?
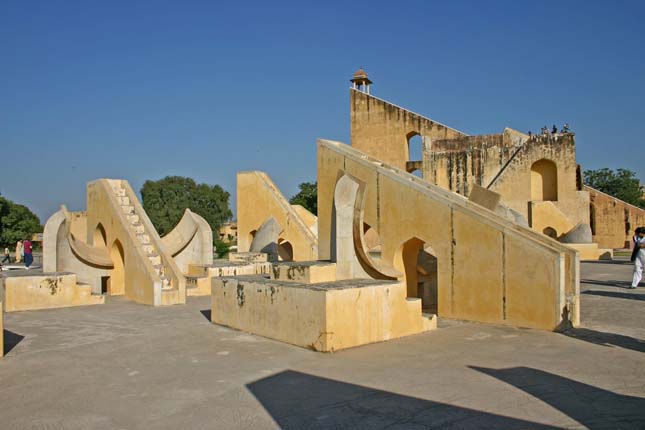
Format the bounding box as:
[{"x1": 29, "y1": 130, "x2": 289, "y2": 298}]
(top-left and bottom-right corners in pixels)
[
  {"x1": 249, "y1": 217, "x2": 282, "y2": 261},
  {"x1": 560, "y1": 223, "x2": 593, "y2": 244},
  {"x1": 317, "y1": 139, "x2": 579, "y2": 330},
  {"x1": 1, "y1": 272, "x2": 104, "y2": 312},
  {"x1": 211, "y1": 276, "x2": 435, "y2": 352},
  {"x1": 237, "y1": 171, "x2": 318, "y2": 262}
]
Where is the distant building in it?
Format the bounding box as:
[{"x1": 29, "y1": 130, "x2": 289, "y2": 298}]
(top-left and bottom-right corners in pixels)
[{"x1": 218, "y1": 222, "x2": 237, "y2": 242}]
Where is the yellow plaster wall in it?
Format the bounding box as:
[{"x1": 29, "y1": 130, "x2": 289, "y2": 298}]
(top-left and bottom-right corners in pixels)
[
  {"x1": 588, "y1": 186, "x2": 645, "y2": 249},
  {"x1": 488, "y1": 135, "x2": 589, "y2": 228},
  {"x1": 212, "y1": 277, "x2": 327, "y2": 349},
  {"x1": 1, "y1": 273, "x2": 104, "y2": 312},
  {"x1": 565, "y1": 243, "x2": 603, "y2": 261},
  {"x1": 350, "y1": 89, "x2": 465, "y2": 171},
  {"x1": 317, "y1": 139, "x2": 579, "y2": 330},
  {"x1": 529, "y1": 201, "x2": 575, "y2": 238},
  {"x1": 237, "y1": 172, "x2": 317, "y2": 261},
  {"x1": 324, "y1": 282, "x2": 435, "y2": 351},
  {"x1": 211, "y1": 277, "x2": 434, "y2": 352},
  {"x1": 270, "y1": 262, "x2": 337, "y2": 283}
]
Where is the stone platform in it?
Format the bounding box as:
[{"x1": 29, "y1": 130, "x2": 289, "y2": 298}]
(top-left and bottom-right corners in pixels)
[
  {"x1": 270, "y1": 260, "x2": 337, "y2": 283},
  {"x1": 186, "y1": 259, "x2": 272, "y2": 296},
  {"x1": 1, "y1": 272, "x2": 105, "y2": 312},
  {"x1": 211, "y1": 275, "x2": 435, "y2": 352}
]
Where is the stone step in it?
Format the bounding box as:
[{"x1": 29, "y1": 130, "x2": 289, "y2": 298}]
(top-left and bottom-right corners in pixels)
[
  {"x1": 147, "y1": 253, "x2": 161, "y2": 266},
  {"x1": 142, "y1": 244, "x2": 155, "y2": 254},
  {"x1": 160, "y1": 276, "x2": 172, "y2": 290},
  {"x1": 115, "y1": 196, "x2": 130, "y2": 206},
  {"x1": 121, "y1": 205, "x2": 135, "y2": 215},
  {"x1": 152, "y1": 264, "x2": 165, "y2": 276},
  {"x1": 137, "y1": 233, "x2": 151, "y2": 244},
  {"x1": 127, "y1": 214, "x2": 140, "y2": 224},
  {"x1": 112, "y1": 187, "x2": 126, "y2": 197},
  {"x1": 131, "y1": 222, "x2": 145, "y2": 234}
]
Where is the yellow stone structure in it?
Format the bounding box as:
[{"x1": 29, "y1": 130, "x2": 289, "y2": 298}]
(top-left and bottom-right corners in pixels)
[
  {"x1": 43, "y1": 178, "x2": 213, "y2": 306},
  {"x1": 237, "y1": 171, "x2": 318, "y2": 261},
  {"x1": 1, "y1": 273, "x2": 104, "y2": 312},
  {"x1": 349, "y1": 70, "x2": 644, "y2": 254},
  {"x1": 210, "y1": 137, "x2": 580, "y2": 352},
  {"x1": 317, "y1": 139, "x2": 579, "y2": 330}
]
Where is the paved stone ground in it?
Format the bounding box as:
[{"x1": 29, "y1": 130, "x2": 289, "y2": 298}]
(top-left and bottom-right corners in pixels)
[{"x1": 1, "y1": 259, "x2": 643, "y2": 429}]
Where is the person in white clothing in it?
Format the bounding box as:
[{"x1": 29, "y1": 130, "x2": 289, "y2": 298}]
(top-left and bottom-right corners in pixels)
[{"x1": 630, "y1": 227, "x2": 645, "y2": 289}]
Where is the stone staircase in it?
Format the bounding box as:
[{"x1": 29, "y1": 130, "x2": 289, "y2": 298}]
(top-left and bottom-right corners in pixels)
[{"x1": 110, "y1": 182, "x2": 173, "y2": 291}]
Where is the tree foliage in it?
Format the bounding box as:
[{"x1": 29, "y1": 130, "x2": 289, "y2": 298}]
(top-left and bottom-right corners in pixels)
[
  {"x1": 213, "y1": 238, "x2": 230, "y2": 258},
  {"x1": 140, "y1": 176, "x2": 232, "y2": 236},
  {"x1": 289, "y1": 182, "x2": 317, "y2": 215},
  {"x1": 583, "y1": 168, "x2": 645, "y2": 208},
  {"x1": 0, "y1": 196, "x2": 42, "y2": 246}
]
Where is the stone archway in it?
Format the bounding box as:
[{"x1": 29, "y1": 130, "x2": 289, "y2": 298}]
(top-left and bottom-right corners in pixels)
[
  {"x1": 108, "y1": 239, "x2": 125, "y2": 296},
  {"x1": 93, "y1": 223, "x2": 107, "y2": 248},
  {"x1": 531, "y1": 159, "x2": 558, "y2": 201},
  {"x1": 277, "y1": 239, "x2": 294, "y2": 261},
  {"x1": 397, "y1": 237, "x2": 439, "y2": 313}
]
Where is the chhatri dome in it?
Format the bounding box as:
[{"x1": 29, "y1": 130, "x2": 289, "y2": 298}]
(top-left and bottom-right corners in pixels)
[{"x1": 350, "y1": 67, "x2": 372, "y2": 94}]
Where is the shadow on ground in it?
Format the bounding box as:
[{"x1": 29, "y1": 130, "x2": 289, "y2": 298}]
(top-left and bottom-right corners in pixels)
[
  {"x1": 471, "y1": 366, "x2": 645, "y2": 429},
  {"x1": 581, "y1": 279, "x2": 635, "y2": 288},
  {"x1": 582, "y1": 289, "x2": 645, "y2": 301},
  {"x1": 560, "y1": 327, "x2": 645, "y2": 353},
  {"x1": 200, "y1": 309, "x2": 211, "y2": 321},
  {"x1": 3, "y1": 329, "x2": 25, "y2": 355},
  {"x1": 246, "y1": 369, "x2": 566, "y2": 429},
  {"x1": 582, "y1": 260, "x2": 633, "y2": 266}
]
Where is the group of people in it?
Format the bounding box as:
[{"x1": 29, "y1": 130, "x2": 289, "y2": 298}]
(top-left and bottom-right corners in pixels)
[
  {"x1": 528, "y1": 123, "x2": 571, "y2": 137},
  {"x1": 631, "y1": 227, "x2": 645, "y2": 288},
  {"x1": 0, "y1": 239, "x2": 34, "y2": 269}
]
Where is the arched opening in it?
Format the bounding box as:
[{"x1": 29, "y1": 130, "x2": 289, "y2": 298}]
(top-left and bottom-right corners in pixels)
[
  {"x1": 277, "y1": 239, "x2": 294, "y2": 261},
  {"x1": 398, "y1": 237, "x2": 439, "y2": 314},
  {"x1": 531, "y1": 159, "x2": 558, "y2": 201},
  {"x1": 543, "y1": 227, "x2": 558, "y2": 239},
  {"x1": 363, "y1": 223, "x2": 382, "y2": 262},
  {"x1": 108, "y1": 240, "x2": 125, "y2": 296},
  {"x1": 93, "y1": 223, "x2": 107, "y2": 248},
  {"x1": 407, "y1": 132, "x2": 423, "y2": 178}
]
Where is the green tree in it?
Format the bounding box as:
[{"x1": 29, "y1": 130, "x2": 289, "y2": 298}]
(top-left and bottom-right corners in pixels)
[
  {"x1": 0, "y1": 196, "x2": 43, "y2": 246},
  {"x1": 213, "y1": 238, "x2": 230, "y2": 258},
  {"x1": 583, "y1": 168, "x2": 645, "y2": 208},
  {"x1": 140, "y1": 176, "x2": 232, "y2": 236},
  {"x1": 289, "y1": 182, "x2": 317, "y2": 215}
]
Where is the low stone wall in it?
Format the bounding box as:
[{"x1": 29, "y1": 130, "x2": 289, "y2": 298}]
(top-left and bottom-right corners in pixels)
[
  {"x1": 186, "y1": 260, "x2": 272, "y2": 296},
  {"x1": 211, "y1": 276, "x2": 435, "y2": 352},
  {"x1": 270, "y1": 261, "x2": 337, "y2": 283},
  {"x1": 588, "y1": 186, "x2": 645, "y2": 249},
  {"x1": 1, "y1": 272, "x2": 104, "y2": 312}
]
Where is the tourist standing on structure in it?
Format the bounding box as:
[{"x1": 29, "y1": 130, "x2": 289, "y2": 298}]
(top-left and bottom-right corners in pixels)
[
  {"x1": 23, "y1": 238, "x2": 33, "y2": 269},
  {"x1": 630, "y1": 227, "x2": 645, "y2": 289},
  {"x1": 15, "y1": 240, "x2": 22, "y2": 263}
]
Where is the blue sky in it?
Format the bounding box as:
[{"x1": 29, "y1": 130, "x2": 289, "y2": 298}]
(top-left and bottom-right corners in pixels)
[{"x1": 1, "y1": 0, "x2": 644, "y2": 221}]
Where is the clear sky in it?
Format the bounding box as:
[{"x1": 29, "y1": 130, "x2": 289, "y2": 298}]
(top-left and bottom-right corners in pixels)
[{"x1": 1, "y1": 0, "x2": 644, "y2": 222}]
